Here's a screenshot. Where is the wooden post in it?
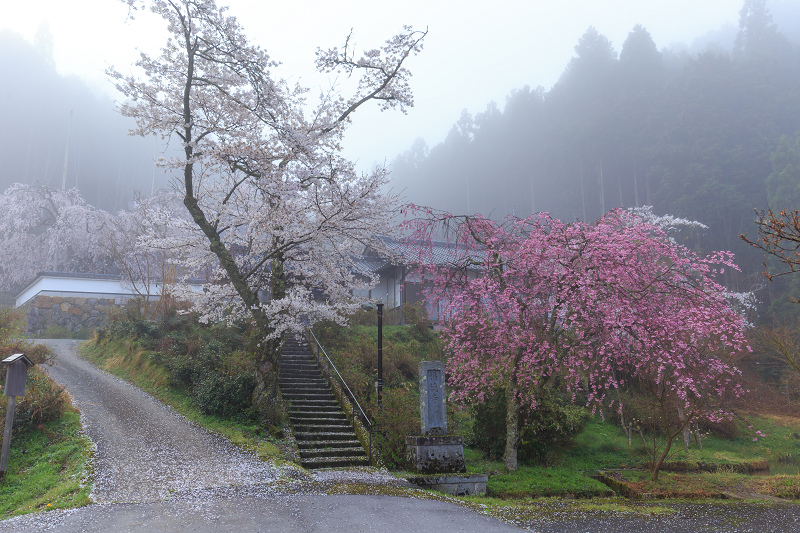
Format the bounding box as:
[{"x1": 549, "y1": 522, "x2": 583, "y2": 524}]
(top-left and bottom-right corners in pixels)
[
  {"x1": 1, "y1": 353, "x2": 34, "y2": 482},
  {"x1": 0, "y1": 395, "x2": 17, "y2": 481}
]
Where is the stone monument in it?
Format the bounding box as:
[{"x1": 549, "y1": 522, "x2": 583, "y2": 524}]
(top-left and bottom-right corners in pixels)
[{"x1": 406, "y1": 361, "x2": 487, "y2": 496}]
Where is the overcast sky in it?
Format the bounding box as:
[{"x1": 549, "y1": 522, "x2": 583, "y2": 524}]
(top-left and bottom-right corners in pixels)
[{"x1": 2, "y1": 0, "x2": 751, "y2": 172}]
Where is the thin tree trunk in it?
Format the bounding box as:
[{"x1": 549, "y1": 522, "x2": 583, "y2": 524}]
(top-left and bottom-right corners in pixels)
[
  {"x1": 504, "y1": 379, "x2": 520, "y2": 471},
  {"x1": 651, "y1": 404, "x2": 693, "y2": 481},
  {"x1": 250, "y1": 254, "x2": 287, "y2": 427},
  {"x1": 580, "y1": 157, "x2": 587, "y2": 222},
  {"x1": 598, "y1": 159, "x2": 606, "y2": 215},
  {"x1": 614, "y1": 382, "x2": 632, "y2": 447},
  {"x1": 677, "y1": 406, "x2": 690, "y2": 452}
]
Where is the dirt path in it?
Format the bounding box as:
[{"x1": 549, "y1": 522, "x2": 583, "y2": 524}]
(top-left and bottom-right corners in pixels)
[{"x1": 37, "y1": 339, "x2": 280, "y2": 503}]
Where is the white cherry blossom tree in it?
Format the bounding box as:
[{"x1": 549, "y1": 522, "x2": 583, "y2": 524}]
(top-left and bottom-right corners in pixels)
[
  {"x1": 0, "y1": 184, "x2": 112, "y2": 292},
  {"x1": 109, "y1": 0, "x2": 426, "y2": 422},
  {"x1": 99, "y1": 189, "x2": 196, "y2": 316}
]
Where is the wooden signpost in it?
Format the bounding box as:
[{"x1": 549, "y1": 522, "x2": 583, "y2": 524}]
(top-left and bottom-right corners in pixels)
[{"x1": 1, "y1": 353, "x2": 34, "y2": 482}]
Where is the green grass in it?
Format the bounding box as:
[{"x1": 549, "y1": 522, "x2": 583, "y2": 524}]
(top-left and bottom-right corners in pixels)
[
  {"x1": 562, "y1": 415, "x2": 797, "y2": 471},
  {"x1": 0, "y1": 411, "x2": 93, "y2": 518},
  {"x1": 458, "y1": 413, "x2": 800, "y2": 501},
  {"x1": 80, "y1": 338, "x2": 288, "y2": 464},
  {"x1": 486, "y1": 465, "x2": 612, "y2": 498},
  {"x1": 463, "y1": 446, "x2": 612, "y2": 498}
]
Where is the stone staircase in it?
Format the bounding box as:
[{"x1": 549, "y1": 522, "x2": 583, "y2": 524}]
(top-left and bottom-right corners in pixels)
[{"x1": 279, "y1": 337, "x2": 370, "y2": 469}]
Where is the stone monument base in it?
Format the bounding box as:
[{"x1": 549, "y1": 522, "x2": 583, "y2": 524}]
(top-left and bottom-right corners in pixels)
[
  {"x1": 407, "y1": 474, "x2": 488, "y2": 496},
  {"x1": 406, "y1": 435, "x2": 466, "y2": 474}
]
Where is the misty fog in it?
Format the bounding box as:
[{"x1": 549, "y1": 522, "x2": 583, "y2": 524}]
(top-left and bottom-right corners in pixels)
[
  {"x1": 1, "y1": 1, "x2": 800, "y2": 315},
  {"x1": 388, "y1": 2, "x2": 800, "y2": 315},
  {"x1": 0, "y1": 29, "x2": 171, "y2": 212}
]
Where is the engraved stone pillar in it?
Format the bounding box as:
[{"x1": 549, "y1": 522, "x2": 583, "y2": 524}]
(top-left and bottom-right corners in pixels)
[
  {"x1": 406, "y1": 360, "x2": 485, "y2": 494},
  {"x1": 419, "y1": 361, "x2": 446, "y2": 435}
]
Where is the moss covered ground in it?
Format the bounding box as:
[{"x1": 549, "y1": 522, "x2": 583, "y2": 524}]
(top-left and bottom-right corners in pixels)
[{"x1": 0, "y1": 411, "x2": 93, "y2": 518}]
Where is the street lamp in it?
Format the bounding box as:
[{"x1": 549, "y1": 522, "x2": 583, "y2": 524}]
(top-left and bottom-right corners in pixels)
[{"x1": 377, "y1": 303, "x2": 383, "y2": 408}]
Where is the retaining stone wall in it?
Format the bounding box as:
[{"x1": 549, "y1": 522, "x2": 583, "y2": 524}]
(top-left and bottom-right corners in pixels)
[{"x1": 20, "y1": 295, "x2": 119, "y2": 336}]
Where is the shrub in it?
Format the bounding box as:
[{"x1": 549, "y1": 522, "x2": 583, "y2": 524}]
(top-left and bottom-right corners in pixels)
[
  {"x1": 1, "y1": 368, "x2": 69, "y2": 435},
  {"x1": 401, "y1": 303, "x2": 433, "y2": 342},
  {"x1": 0, "y1": 308, "x2": 64, "y2": 437},
  {"x1": 470, "y1": 388, "x2": 589, "y2": 465},
  {"x1": 372, "y1": 387, "x2": 421, "y2": 469},
  {"x1": 192, "y1": 371, "x2": 257, "y2": 422}
]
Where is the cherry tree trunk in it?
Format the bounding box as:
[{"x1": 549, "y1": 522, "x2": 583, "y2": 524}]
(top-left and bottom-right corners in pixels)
[
  {"x1": 251, "y1": 256, "x2": 288, "y2": 428},
  {"x1": 252, "y1": 336, "x2": 283, "y2": 428},
  {"x1": 504, "y1": 380, "x2": 520, "y2": 471},
  {"x1": 677, "y1": 406, "x2": 690, "y2": 452}
]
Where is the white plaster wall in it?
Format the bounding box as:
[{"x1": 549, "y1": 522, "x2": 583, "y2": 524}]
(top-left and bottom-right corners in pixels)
[{"x1": 16, "y1": 275, "x2": 204, "y2": 307}]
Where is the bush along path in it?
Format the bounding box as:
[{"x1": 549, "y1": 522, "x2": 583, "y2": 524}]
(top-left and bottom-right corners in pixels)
[{"x1": 280, "y1": 338, "x2": 369, "y2": 468}]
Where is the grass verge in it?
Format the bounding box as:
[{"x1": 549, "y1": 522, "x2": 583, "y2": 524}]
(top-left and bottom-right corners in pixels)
[
  {"x1": 461, "y1": 414, "x2": 800, "y2": 500},
  {"x1": 80, "y1": 337, "x2": 291, "y2": 464},
  {"x1": 0, "y1": 411, "x2": 92, "y2": 518}
]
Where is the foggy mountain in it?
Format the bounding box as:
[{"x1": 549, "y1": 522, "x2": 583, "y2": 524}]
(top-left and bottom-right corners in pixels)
[
  {"x1": 0, "y1": 29, "x2": 169, "y2": 212},
  {"x1": 389, "y1": 0, "x2": 800, "y2": 316}
]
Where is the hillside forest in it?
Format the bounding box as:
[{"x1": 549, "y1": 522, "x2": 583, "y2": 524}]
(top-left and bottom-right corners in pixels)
[{"x1": 390, "y1": 2, "x2": 800, "y2": 319}]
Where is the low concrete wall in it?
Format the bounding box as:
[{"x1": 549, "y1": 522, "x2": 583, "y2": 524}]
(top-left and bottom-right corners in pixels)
[
  {"x1": 20, "y1": 295, "x2": 118, "y2": 336},
  {"x1": 406, "y1": 474, "x2": 488, "y2": 496}
]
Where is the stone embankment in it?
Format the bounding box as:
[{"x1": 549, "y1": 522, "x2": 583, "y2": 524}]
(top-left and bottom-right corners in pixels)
[{"x1": 20, "y1": 295, "x2": 116, "y2": 336}]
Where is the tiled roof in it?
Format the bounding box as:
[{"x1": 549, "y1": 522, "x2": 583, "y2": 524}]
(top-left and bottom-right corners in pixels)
[
  {"x1": 355, "y1": 236, "x2": 482, "y2": 273},
  {"x1": 349, "y1": 256, "x2": 390, "y2": 276}
]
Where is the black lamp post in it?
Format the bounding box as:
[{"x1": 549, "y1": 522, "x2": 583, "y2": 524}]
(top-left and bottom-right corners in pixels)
[{"x1": 377, "y1": 303, "x2": 383, "y2": 408}]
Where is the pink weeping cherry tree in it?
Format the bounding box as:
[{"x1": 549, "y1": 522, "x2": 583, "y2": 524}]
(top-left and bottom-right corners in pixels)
[{"x1": 405, "y1": 207, "x2": 749, "y2": 478}]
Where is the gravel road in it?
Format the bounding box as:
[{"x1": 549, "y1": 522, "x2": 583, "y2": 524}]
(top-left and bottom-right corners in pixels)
[{"x1": 36, "y1": 339, "x2": 280, "y2": 503}]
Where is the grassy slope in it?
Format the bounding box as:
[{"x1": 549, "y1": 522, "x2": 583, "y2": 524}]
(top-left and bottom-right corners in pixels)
[
  {"x1": 466, "y1": 415, "x2": 800, "y2": 499},
  {"x1": 0, "y1": 411, "x2": 92, "y2": 518},
  {"x1": 80, "y1": 338, "x2": 290, "y2": 464}
]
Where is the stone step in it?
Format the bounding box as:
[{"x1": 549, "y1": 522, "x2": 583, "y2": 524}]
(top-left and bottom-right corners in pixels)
[
  {"x1": 289, "y1": 407, "x2": 344, "y2": 415},
  {"x1": 292, "y1": 417, "x2": 347, "y2": 424},
  {"x1": 280, "y1": 384, "x2": 331, "y2": 392},
  {"x1": 299, "y1": 447, "x2": 368, "y2": 459},
  {"x1": 294, "y1": 431, "x2": 358, "y2": 441},
  {"x1": 296, "y1": 439, "x2": 363, "y2": 449},
  {"x1": 283, "y1": 389, "x2": 334, "y2": 396},
  {"x1": 289, "y1": 401, "x2": 341, "y2": 409},
  {"x1": 283, "y1": 392, "x2": 336, "y2": 401},
  {"x1": 283, "y1": 390, "x2": 333, "y2": 398},
  {"x1": 279, "y1": 379, "x2": 327, "y2": 387},
  {"x1": 292, "y1": 422, "x2": 352, "y2": 431},
  {"x1": 281, "y1": 382, "x2": 326, "y2": 390},
  {"x1": 290, "y1": 413, "x2": 347, "y2": 422},
  {"x1": 279, "y1": 359, "x2": 316, "y2": 364},
  {"x1": 280, "y1": 361, "x2": 316, "y2": 368},
  {"x1": 280, "y1": 370, "x2": 324, "y2": 379},
  {"x1": 280, "y1": 364, "x2": 320, "y2": 372},
  {"x1": 301, "y1": 456, "x2": 370, "y2": 469}
]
